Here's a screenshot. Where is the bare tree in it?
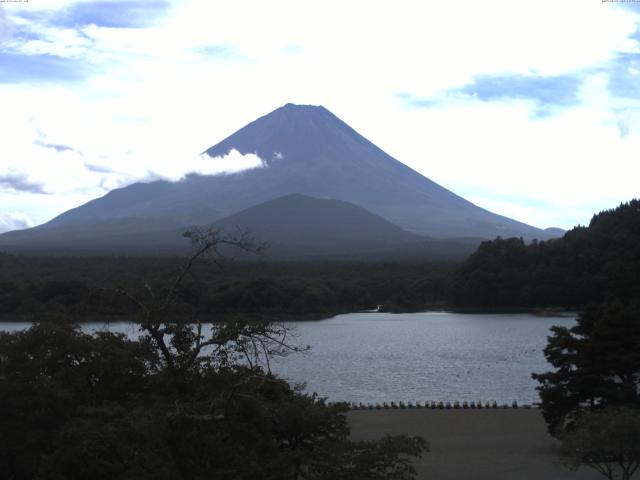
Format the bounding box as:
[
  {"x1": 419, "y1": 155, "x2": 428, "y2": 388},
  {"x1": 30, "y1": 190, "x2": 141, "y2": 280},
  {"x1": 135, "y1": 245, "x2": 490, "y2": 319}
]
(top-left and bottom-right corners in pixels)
[{"x1": 119, "y1": 227, "x2": 307, "y2": 376}]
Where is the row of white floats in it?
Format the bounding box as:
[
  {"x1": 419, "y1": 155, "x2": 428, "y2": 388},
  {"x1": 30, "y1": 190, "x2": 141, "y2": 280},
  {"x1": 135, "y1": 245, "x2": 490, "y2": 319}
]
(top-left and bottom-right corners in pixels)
[{"x1": 337, "y1": 400, "x2": 538, "y2": 410}]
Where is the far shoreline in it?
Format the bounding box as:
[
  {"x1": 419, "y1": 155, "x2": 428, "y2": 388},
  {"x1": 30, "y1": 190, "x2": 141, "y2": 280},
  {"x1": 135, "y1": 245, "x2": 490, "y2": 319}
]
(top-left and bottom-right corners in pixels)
[{"x1": 0, "y1": 307, "x2": 578, "y2": 323}]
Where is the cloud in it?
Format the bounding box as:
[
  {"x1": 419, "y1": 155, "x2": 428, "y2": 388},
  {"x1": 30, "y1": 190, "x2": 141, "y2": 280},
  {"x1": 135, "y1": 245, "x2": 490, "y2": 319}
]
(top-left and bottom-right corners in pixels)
[
  {"x1": 0, "y1": 212, "x2": 32, "y2": 233},
  {"x1": 396, "y1": 92, "x2": 441, "y2": 109},
  {"x1": 399, "y1": 73, "x2": 583, "y2": 118},
  {"x1": 393, "y1": 95, "x2": 640, "y2": 229},
  {"x1": 0, "y1": 0, "x2": 639, "y2": 232},
  {"x1": 281, "y1": 44, "x2": 302, "y2": 55},
  {"x1": 466, "y1": 195, "x2": 598, "y2": 232},
  {"x1": 0, "y1": 6, "x2": 13, "y2": 43},
  {"x1": 33, "y1": 138, "x2": 76, "y2": 152},
  {"x1": 617, "y1": 119, "x2": 631, "y2": 138},
  {"x1": 607, "y1": 52, "x2": 640, "y2": 99},
  {"x1": 0, "y1": 5, "x2": 97, "y2": 84},
  {"x1": 3, "y1": 12, "x2": 95, "y2": 58},
  {"x1": 157, "y1": 149, "x2": 266, "y2": 181},
  {"x1": 10, "y1": 0, "x2": 172, "y2": 30},
  {"x1": 458, "y1": 74, "x2": 582, "y2": 107},
  {"x1": 0, "y1": 172, "x2": 48, "y2": 194},
  {"x1": 36, "y1": 141, "x2": 75, "y2": 152},
  {"x1": 32, "y1": 125, "x2": 78, "y2": 152},
  {"x1": 0, "y1": 52, "x2": 89, "y2": 83},
  {"x1": 84, "y1": 162, "x2": 114, "y2": 174},
  {"x1": 616, "y1": 2, "x2": 640, "y2": 14},
  {"x1": 193, "y1": 44, "x2": 241, "y2": 59}
]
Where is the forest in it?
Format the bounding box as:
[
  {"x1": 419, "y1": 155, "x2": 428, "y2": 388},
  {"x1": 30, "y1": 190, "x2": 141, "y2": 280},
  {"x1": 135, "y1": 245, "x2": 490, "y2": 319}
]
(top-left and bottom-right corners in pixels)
[
  {"x1": 2, "y1": 200, "x2": 639, "y2": 320},
  {"x1": 0, "y1": 251, "x2": 455, "y2": 321},
  {"x1": 451, "y1": 200, "x2": 640, "y2": 310},
  {"x1": 0, "y1": 229, "x2": 428, "y2": 479},
  {"x1": 2, "y1": 203, "x2": 640, "y2": 478}
]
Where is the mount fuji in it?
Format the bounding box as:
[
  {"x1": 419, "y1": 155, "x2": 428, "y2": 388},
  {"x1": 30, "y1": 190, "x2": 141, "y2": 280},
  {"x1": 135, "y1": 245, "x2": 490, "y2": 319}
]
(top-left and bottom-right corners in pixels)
[{"x1": 0, "y1": 103, "x2": 559, "y2": 255}]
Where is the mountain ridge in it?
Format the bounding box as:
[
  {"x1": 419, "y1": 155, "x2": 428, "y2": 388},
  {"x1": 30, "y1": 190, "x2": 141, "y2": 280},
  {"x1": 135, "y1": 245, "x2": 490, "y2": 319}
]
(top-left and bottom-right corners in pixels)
[
  {"x1": 0, "y1": 103, "x2": 562, "y2": 253},
  {"x1": 0, "y1": 194, "x2": 479, "y2": 259}
]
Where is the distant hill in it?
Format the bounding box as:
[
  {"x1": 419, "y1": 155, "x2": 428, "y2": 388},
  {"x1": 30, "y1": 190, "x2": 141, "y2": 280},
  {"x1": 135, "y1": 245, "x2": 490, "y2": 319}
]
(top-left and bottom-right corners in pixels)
[
  {"x1": 213, "y1": 193, "x2": 422, "y2": 253},
  {"x1": 0, "y1": 217, "x2": 189, "y2": 255},
  {"x1": 543, "y1": 227, "x2": 566, "y2": 237},
  {"x1": 451, "y1": 199, "x2": 640, "y2": 309},
  {"x1": 0, "y1": 103, "x2": 561, "y2": 255},
  {"x1": 0, "y1": 194, "x2": 480, "y2": 259},
  {"x1": 211, "y1": 194, "x2": 479, "y2": 259}
]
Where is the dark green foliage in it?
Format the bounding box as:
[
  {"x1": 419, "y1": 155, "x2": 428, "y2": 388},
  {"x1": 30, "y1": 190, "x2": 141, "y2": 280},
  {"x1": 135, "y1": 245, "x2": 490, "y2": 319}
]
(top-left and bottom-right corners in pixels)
[
  {"x1": 0, "y1": 255, "x2": 456, "y2": 320},
  {"x1": 452, "y1": 200, "x2": 640, "y2": 309},
  {"x1": 305, "y1": 435, "x2": 428, "y2": 480},
  {"x1": 560, "y1": 407, "x2": 640, "y2": 480},
  {"x1": 203, "y1": 276, "x2": 372, "y2": 315},
  {"x1": 0, "y1": 323, "x2": 156, "y2": 479},
  {"x1": 532, "y1": 301, "x2": 640, "y2": 435},
  {"x1": 0, "y1": 321, "x2": 427, "y2": 480},
  {"x1": 0, "y1": 230, "x2": 427, "y2": 479}
]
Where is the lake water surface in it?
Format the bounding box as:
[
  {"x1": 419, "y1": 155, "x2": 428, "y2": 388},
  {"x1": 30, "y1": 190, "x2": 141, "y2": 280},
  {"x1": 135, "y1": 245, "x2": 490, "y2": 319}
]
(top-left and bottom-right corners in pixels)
[{"x1": 1, "y1": 312, "x2": 575, "y2": 404}]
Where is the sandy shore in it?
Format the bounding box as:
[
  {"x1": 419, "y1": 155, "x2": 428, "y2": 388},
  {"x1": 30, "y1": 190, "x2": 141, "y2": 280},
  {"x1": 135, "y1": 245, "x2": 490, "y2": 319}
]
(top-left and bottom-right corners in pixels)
[{"x1": 348, "y1": 409, "x2": 602, "y2": 480}]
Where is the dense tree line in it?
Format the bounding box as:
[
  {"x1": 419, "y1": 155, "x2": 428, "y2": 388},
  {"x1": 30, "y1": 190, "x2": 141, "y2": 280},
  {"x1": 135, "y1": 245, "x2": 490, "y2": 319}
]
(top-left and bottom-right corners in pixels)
[
  {"x1": 0, "y1": 254, "x2": 455, "y2": 320},
  {"x1": 4, "y1": 200, "x2": 638, "y2": 317},
  {"x1": 533, "y1": 300, "x2": 640, "y2": 434},
  {"x1": 533, "y1": 300, "x2": 640, "y2": 479},
  {"x1": 0, "y1": 229, "x2": 428, "y2": 479},
  {"x1": 0, "y1": 321, "x2": 428, "y2": 479},
  {"x1": 452, "y1": 200, "x2": 640, "y2": 309}
]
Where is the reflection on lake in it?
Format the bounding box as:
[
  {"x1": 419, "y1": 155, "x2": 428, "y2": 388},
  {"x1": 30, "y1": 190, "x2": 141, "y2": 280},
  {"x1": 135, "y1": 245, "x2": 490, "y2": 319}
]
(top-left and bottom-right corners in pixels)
[
  {"x1": 1, "y1": 312, "x2": 575, "y2": 404},
  {"x1": 277, "y1": 312, "x2": 575, "y2": 404}
]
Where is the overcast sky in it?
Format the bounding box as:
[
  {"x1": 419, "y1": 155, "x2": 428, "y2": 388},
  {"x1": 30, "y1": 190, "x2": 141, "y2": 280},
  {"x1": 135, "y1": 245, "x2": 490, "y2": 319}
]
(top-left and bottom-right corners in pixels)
[{"x1": 1, "y1": 0, "x2": 639, "y2": 233}]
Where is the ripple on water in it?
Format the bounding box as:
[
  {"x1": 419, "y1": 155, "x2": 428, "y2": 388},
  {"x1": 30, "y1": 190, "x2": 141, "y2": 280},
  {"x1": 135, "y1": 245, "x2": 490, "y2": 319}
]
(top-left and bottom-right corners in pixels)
[
  {"x1": 272, "y1": 312, "x2": 575, "y2": 404},
  {"x1": 1, "y1": 312, "x2": 575, "y2": 404}
]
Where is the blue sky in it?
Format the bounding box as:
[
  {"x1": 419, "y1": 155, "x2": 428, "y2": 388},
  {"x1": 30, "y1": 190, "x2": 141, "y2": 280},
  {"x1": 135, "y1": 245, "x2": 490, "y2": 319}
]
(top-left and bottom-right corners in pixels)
[{"x1": 1, "y1": 0, "x2": 640, "y2": 233}]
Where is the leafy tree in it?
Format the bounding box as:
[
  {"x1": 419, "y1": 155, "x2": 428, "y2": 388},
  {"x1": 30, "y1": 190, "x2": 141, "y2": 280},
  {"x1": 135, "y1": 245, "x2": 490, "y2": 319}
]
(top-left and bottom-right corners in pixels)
[
  {"x1": 560, "y1": 407, "x2": 640, "y2": 480},
  {"x1": 0, "y1": 323, "x2": 156, "y2": 479},
  {"x1": 0, "y1": 227, "x2": 428, "y2": 480},
  {"x1": 452, "y1": 199, "x2": 640, "y2": 309},
  {"x1": 532, "y1": 301, "x2": 640, "y2": 435}
]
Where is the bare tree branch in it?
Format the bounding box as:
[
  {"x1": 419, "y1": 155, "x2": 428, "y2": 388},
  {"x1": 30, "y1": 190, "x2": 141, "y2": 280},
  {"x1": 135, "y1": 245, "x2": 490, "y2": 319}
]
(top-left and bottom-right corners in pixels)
[{"x1": 117, "y1": 226, "x2": 301, "y2": 378}]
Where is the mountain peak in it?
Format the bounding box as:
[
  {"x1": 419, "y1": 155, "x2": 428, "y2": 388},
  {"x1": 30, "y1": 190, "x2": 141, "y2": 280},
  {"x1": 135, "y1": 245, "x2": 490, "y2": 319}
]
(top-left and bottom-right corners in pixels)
[
  {"x1": 203, "y1": 103, "x2": 356, "y2": 163},
  {"x1": 270, "y1": 102, "x2": 333, "y2": 121},
  {"x1": 281, "y1": 102, "x2": 325, "y2": 110},
  {"x1": 11, "y1": 104, "x2": 559, "y2": 245}
]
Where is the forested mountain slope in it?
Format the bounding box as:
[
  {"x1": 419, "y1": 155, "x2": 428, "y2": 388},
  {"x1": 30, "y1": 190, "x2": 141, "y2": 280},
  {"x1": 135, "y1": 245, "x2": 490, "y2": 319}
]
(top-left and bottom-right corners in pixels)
[{"x1": 451, "y1": 200, "x2": 640, "y2": 309}]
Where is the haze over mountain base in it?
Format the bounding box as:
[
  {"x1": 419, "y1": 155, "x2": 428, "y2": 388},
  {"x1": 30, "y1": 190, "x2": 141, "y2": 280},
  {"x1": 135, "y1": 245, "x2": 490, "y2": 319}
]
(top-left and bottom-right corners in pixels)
[{"x1": 0, "y1": 104, "x2": 562, "y2": 256}]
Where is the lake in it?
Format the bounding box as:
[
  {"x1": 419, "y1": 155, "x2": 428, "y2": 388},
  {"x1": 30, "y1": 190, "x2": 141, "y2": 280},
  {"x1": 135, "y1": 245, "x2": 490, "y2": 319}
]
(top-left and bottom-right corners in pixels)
[{"x1": 0, "y1": 312, "x2": 575, "y2": 404}]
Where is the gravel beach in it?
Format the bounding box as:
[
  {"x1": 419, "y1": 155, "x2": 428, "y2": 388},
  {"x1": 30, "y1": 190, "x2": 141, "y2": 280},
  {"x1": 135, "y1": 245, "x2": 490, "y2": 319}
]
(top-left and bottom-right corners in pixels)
[{"x1": 348, "y1": 409, "x2": 603, "y2": 480}]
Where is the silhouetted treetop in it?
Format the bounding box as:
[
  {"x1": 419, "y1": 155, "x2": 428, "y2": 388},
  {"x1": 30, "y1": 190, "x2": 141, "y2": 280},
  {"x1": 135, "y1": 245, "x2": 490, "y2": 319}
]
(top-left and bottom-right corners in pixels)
[{"x1": 452, "y1": 199, "x2": 640, "y2": 309}]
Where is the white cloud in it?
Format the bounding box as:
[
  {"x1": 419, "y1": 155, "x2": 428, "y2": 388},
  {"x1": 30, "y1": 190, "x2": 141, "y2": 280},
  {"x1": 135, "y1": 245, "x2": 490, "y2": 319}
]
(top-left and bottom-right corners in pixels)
[
  {"x1": 0, "y1": 7, "x2": 13, "y2": 43},
  {"x1": 388, "y1": 95, "x2": 640, "y2": 228},
  {"x1": 154, "y1": 149, "x2": 266, "y2": 182},
  {"x1": 0, "y1": 96, "x2": 267, "y2": 224},
  {"x1": 3, "y1": 0, "x2": 82, "y2": 12},
  {"x1": 0, "y1": 212, "x2": 32, "y2": 233},
  {"x1": 1, "y1": 0, "x2": 640, "y2": 230}
]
